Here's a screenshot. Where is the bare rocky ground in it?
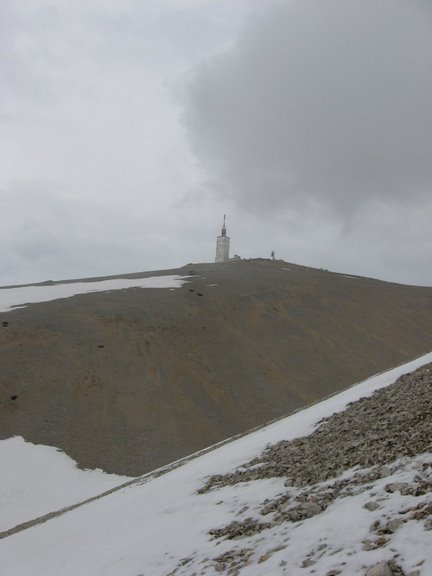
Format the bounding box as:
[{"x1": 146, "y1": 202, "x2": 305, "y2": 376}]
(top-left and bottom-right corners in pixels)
[
  {"x1": 184, "y1": 364, "x2": 432, "y2": 576},
  {"x1": 1, "y1": 259, "x2": 432, "y2": 476}
]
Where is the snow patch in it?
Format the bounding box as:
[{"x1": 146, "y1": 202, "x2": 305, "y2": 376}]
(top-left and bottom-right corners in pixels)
[
  {"x1": 0, "y1": 437, "x2": 130, "y2": 532},
  {"x1": 0, "y1": 275, "x2": 189, "y2": 313}
]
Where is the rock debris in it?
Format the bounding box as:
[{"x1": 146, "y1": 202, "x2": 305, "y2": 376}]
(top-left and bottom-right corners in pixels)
[
  {"x1": 200, "y1": 365, "x2": 432, "y2": 493},
  {"x1": 191, "y1": 364, "x2": 432, "y2": 575}
]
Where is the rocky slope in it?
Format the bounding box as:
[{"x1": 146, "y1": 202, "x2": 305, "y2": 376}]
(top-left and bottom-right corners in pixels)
[
  {"x1": 176, "y1": 363, "x2": 432, "y2": 576},
  {"x1": 0, "y1": 259, "x2": 431, "y2": 475}
]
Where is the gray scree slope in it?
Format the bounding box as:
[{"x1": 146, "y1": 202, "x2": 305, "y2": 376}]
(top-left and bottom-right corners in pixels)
[{"x1": 0, "y1": 259, "x2": 431, "y2": 476}]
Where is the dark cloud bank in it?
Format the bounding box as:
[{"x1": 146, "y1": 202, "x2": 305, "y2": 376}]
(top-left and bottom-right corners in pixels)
[{"x1": 184, "y1": 0, "x2": 432, "y2": 283}]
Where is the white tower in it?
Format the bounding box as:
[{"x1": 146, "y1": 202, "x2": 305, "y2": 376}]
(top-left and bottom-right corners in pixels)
[{"x1": 215, "y1": 215, "x2": 230, "y2": 263}]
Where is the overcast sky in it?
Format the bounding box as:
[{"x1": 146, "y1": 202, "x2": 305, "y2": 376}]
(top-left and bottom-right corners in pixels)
[{"x1": 1, "y1": 0, "x2": 431, "y2": 286}]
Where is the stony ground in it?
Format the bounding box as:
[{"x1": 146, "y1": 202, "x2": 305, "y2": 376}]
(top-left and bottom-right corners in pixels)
[
  {"x1": 201, "y1": 364, "x2": 432, "y2": 493},
  {"x1": 1, "y1": 259, "x2": 432, "y2": 476},
  {"x1": 176, "y1": 364, "x2": 432, "y2": 575}
]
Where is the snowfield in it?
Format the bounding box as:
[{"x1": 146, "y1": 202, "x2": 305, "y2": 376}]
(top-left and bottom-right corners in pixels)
[
  {"x1": 0, "y1": 352, "x2": 431, "y2": 576},
  {"x1": 0, "y1": 437, "x2": 130, "y2": 533},
  {"x1": 0, "y1": 275, "x2": 189, "y2": 313}
]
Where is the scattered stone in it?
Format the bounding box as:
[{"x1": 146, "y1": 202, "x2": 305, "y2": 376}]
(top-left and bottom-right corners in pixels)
[
  {"x1": 386, "y1": 518, "x2": 404, "y2": 533},
  {"x1": 364, "y1": 501, "x2": 380, "y2": 511},
  {"x1": 410, "y1": 502, "x2": 432, "y2": 521},
  {"x1": 235, "y1": 505, "x2": 249, "y2": 516},
  {"x1": 213, "y1": 548, "x2": 253, "y2": 574},
  {"x1": 258, "y1": 546, "x2": 284, "y2": 564},
  {"x1": 209, "y1": 518, "x2": 271, "y2": 540},
  {"x1": 329, "y1": 548, "x2": 344, "y2": 556},
  {"x1": 261, "y1": 493, "x2": 290, "y2": 515},
  {"x1": 365, "y1": 561, "x2": 393, "y2": 576},
  {"x1": 385, "y1": 483, "x2": 410, "y2": 495},
  {"x1": 277, "y1": 500, "x2": 323, "y2": 523},
  {"x1": 366, "y1": 560, "x2": 407, "y2": 576},
  {"x1": 302, "y1": 558, "x2": 315, "y2": 567},
  {"x1": 362, "y1": 540, "x2": 376, "y2": 551},
  {"x1": 362, "y1": 537, "x2": 389, "y2": 551},
  {"x1": 10, "y1": 395, "x2": 17, "y2": 401},
  {"x1": 424, "y1": 518, "x2": 432, "y2": 531}
]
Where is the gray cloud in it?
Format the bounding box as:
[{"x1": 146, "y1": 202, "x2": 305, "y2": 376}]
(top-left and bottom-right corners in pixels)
[
  {"x1": 184, "y1": 0, "x2": 432, "y2": 222},
  {"x1": 0, "y1": 178, "x2": 224, "y2": 286},
  {"x1": 0, "y1": 1, "x2": 250, "y2": 286},
  {"x1": 1, "y1": 1, "x2": 431, "y2": 287}
]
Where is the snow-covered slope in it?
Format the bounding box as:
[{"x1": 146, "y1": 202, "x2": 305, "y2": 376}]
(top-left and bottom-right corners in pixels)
[{"x1": 1, "y1": 352, "x2": 431, "y2": 575}]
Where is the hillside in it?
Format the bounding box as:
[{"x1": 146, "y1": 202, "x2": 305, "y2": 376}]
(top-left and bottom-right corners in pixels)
[
  {"x1": 1, "y1": 259, "x2": 432, "y2": 475},
  {"x1": 0, "y1": 354, "x2": 431, "y2": 575}
]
